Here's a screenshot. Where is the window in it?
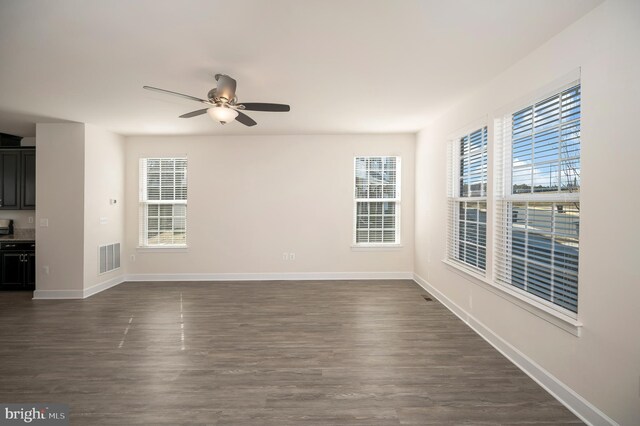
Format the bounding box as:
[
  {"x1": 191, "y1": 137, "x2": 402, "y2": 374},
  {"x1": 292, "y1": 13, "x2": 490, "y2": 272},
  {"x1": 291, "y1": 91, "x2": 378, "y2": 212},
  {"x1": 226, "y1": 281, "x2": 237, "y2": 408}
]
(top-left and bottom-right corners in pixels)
[
  {"x1": 495, "y1": 84, "x2": 581, "y2": 316},
  {"x1": 139, "y1": 157, "x2": 188, "y2": 247},
  {"x1": 354, "y1": 156, "x2": 400, "y2": 245},
  {"x1": 447, "y1": 127, "x2": 488, "y2": 271}
]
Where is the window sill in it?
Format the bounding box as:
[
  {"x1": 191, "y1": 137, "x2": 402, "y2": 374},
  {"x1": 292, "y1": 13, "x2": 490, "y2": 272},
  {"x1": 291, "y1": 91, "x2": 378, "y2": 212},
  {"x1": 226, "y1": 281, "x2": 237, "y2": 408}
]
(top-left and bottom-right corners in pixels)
[
  {"x1": 351, "y1": 244, "x2": 403, "y2": 251},
  {"x1": 136, "y1": 246, "x2": 189, "y2": 253},
  {"x1": 442, "y1": 259, "x2": 583, "y2": 337},
  {"x1": 442, "y1": 258, "x2": 487, "y2": 280}
]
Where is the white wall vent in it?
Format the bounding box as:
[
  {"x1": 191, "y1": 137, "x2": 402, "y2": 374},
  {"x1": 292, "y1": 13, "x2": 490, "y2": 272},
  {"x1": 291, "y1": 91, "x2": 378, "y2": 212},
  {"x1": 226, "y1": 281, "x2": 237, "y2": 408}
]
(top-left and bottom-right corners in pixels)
[{"x1": 99, "y1": 243, "x2": 121, "y2": 274}]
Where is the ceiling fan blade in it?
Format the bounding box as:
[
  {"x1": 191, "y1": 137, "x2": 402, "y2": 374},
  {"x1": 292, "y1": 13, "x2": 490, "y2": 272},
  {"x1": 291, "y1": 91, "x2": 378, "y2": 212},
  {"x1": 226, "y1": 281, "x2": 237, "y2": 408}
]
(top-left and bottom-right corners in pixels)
[
  {"x1": 240, "y1": 103, "x2": 290, "y2": 112},
  {"x1": 179, "y1": 108, "x2": 209, "y2": 118},
  {"x1": 143, "y1": 86, "x2": 208, "y2": 104},
  {"x1": 235, "y1": 111, "x2": 257, "y2": 127}
]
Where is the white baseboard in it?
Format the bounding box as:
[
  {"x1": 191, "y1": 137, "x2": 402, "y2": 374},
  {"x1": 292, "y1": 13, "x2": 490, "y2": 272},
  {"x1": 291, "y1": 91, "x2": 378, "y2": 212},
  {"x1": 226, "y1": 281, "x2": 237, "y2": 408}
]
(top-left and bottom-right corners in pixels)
[
  {"x1": 83, "y1": 275, "x2": 126, "y2": 298},
  {"x1": 33, "y1": 275, "x2": 126, "y2": 300},
  {"x1": 125, "y1": 271, "x2": 414, "y2": 282},
  {"x1": 412, "y1": 273, "x2": 617, "y2": 426},
  {"x1": 32, "y1": 289, "x2": 85, "y2": 299},
  {"x1": 32, "y1": 272, "x2": 412, "y2": 299}
]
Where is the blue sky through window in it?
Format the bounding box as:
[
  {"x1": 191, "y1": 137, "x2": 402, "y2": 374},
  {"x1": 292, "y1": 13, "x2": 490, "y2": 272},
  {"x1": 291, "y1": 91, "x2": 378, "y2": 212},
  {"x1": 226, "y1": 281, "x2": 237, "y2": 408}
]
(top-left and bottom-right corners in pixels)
[{"x1": 512, "y1": 85, "x2": 581, "y2": 194}]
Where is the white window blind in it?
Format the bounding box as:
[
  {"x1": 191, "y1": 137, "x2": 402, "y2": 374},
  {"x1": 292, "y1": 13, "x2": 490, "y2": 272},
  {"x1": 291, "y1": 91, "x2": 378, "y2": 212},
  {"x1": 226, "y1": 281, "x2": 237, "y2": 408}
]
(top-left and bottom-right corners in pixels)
[
  {"x1": 354, "y1": 156, "x2": 400, "y2": 245},
  {"x1": 447, "y1": 127, "x2": 488, "y2": 271},
  {"x1": 495, "y1": 84, "x2": 580, "y2": 316},
  {"x1": 139, "y1": 157, "x2": 188, "y2": 247}
]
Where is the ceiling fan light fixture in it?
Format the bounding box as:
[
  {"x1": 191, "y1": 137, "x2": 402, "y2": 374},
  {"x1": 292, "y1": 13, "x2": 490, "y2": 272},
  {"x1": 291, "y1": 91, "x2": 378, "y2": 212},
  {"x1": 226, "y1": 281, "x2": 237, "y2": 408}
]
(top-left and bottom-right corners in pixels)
[
  {"x1": 207, "y1": 106, "x2": 238, "y2": 124},
  {"x1": 143, "y1": 75, "x2": 290, "y2": 127}
]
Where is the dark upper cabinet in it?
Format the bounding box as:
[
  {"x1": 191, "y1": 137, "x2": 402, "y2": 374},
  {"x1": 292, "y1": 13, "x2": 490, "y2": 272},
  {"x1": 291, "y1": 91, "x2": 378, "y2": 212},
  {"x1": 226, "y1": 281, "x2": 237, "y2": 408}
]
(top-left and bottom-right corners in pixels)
[
  {"x1": 21, "y1": 151, "x2": 36, "y2": 209},
  {"x1": 0, "y1": 151, "x2": 20, "y2": 209},
  {"x1": 0, "y1": 148, "x2": 35, "y2": 210}
]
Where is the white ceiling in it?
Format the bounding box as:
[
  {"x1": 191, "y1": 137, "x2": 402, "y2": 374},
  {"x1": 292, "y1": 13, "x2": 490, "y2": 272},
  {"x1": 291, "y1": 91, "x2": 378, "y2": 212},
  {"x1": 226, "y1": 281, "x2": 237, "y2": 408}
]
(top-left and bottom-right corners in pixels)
[{"x1": 0, "y1": 0, "x2": 601, "y2": 137}]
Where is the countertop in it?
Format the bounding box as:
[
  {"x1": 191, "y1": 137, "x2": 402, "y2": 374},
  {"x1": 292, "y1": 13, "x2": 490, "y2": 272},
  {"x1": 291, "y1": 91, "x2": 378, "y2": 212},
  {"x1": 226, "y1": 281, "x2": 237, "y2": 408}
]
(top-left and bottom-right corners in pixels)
[{"x1": 0, "y1": 228, "x2": 35, "y2": 242}]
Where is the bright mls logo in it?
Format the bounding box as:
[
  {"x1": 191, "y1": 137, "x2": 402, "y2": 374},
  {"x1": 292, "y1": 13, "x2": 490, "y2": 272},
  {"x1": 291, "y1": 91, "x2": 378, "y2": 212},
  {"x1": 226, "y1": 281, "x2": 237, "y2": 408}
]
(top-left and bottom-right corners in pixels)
[{"x1": 0, "y1": 404, "x2": 68, "y2": 425}]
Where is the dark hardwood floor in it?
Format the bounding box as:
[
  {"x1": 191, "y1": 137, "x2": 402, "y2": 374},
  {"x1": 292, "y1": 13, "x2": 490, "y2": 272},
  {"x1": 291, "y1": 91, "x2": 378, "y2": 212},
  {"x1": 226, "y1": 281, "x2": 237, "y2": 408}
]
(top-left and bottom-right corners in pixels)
[{"x1": 0, "y1": 280, "x2": 582, "y2": 425}]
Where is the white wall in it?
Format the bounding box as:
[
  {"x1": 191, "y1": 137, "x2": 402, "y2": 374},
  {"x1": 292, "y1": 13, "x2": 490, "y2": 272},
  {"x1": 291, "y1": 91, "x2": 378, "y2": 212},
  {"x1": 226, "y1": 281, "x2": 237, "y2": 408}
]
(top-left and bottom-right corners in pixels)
[
  {"x1": 414, "y1": 1, "x2": 640, "y2": 424},
  {"x1": 21, "y1": 136, "x2": 36, "y2": 147},
  {"x1": 33, "y1": 123, "x2": 126, "y2": 297},
  {"x1": 124, "y1": 134, "x2": 415, "y2": 278},
  {"x1": 34, "y1": 123, "x2": 85, "y2": 294},
  {"x1": 83, "y1": 125, "x2": 125, "y2": 290}
]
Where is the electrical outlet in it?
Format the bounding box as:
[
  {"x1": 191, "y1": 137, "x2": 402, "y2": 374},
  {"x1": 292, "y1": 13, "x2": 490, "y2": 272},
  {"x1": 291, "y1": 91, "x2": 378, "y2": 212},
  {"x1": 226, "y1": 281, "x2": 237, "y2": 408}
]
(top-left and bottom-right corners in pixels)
[
  {"x1": 39, "y1": 218, "x2": 49, "y2": 227},
  {"x1": 43, "y1": 265, "x2": 49, "y2": 275},
  {"x1": 28, "y1": 217, "x2": 34, "y2": 224},
  {"x1": 290, "y1": 252, "x2": 295, "y2": 261},
  {"x1": 282, "y1": 252, "x2": 289, "y2": 261},
  {"x1": 130, "y1": 254, "x2": 135, "y2": 262}
]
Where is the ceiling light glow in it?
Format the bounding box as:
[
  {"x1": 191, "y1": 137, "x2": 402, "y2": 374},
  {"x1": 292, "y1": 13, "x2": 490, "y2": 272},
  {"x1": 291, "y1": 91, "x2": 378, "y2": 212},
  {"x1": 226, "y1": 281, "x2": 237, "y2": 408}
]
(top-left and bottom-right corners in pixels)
[{"x1": 207, "y1": 106, "x2": 238, "y2": 124}]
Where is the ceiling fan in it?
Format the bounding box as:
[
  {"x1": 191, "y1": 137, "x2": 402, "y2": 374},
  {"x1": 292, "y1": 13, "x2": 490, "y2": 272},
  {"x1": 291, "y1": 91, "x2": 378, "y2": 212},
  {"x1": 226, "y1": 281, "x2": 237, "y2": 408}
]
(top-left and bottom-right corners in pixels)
[{"x1": 143, "y1": 74, "x2": 290, "y2": 127}]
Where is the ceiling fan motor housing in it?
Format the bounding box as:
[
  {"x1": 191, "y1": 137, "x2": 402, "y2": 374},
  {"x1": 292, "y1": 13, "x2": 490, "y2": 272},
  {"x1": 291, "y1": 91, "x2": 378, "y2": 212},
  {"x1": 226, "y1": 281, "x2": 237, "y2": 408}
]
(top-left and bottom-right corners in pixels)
[{"x1": 213, "y1": 74, "x2": 237, "y2": 103}]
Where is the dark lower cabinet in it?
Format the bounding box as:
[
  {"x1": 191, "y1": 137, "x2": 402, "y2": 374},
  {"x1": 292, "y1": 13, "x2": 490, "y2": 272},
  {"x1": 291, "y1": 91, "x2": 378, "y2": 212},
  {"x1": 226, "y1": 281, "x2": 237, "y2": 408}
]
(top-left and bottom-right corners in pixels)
[
  {"x1": 26, "y1": 252, "x2": 35, "y2": 287},
  {"x1": 2, "y1": 252, "x2": 25, "y2": 287},
  {"x1": 0, "y1": 241, "x2": 35, "y2": 290}
]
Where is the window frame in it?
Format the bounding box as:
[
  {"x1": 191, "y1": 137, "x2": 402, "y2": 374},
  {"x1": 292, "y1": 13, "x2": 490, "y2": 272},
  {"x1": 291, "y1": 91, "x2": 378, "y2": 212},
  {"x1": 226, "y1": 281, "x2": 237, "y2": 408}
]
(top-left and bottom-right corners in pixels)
[
  {"x1": 447, "y1": 125, "x2": 488, "y2": 274},
  {"x1": 352, "y1": 156, "x2": 402, "y2": 247},
  {"x1": 138, "y1": 157, "x2": 188, "y2": 248},
  {"x1": 494, "y1": 80, "x2": 581, "y2": 319}
]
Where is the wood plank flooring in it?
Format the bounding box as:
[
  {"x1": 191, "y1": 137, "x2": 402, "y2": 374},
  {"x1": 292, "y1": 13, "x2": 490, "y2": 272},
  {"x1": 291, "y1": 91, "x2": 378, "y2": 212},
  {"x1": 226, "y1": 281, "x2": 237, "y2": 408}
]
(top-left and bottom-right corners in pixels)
[{"x1": 0, "y1": 280, "x2": 582, "y2": 425}]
